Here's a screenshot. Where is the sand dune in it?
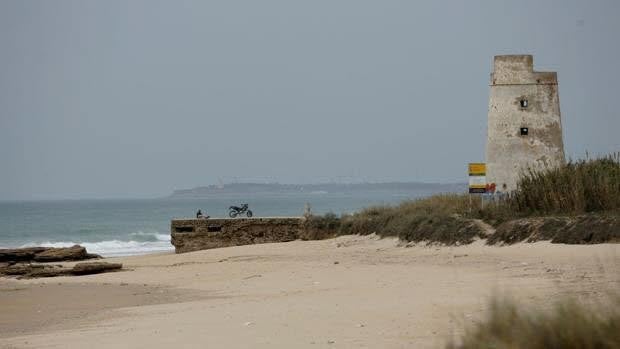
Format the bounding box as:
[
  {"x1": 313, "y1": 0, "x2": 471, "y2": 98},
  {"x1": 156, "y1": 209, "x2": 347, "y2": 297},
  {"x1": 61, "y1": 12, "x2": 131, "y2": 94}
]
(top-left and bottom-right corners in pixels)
[{"x1": 1, "y1": 235, "x2": 618, "y2": 348}]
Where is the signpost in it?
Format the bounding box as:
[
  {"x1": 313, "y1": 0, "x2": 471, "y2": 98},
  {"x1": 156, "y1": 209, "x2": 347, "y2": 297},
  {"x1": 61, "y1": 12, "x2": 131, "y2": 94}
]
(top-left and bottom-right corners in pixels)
[
  {"x1": 468, "y1": 163, "x2": 486, "y2": 212},
  {"x1": 468, "y1": 163, "x2": 486, "y2": 194}
]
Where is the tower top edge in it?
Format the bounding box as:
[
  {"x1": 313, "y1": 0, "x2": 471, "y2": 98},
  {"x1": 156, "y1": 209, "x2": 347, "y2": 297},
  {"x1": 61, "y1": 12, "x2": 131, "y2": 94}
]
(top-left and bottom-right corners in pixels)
[
  {"x1": 491, "y1": 55, "x2": 557, "y2": 85},
  {"x1": 494, "y1": 54, "x2": 533, "y2": 60}
]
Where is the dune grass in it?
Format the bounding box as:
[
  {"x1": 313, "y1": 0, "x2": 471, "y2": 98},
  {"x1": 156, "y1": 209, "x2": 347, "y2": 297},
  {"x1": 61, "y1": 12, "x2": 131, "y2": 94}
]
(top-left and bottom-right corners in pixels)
[
  {"x1": 447, "y1": 296, "x2": 620, "y2": 349},
  {"x1": 307, "y1": 194, "x2": 487, "y2": 245},
  {"x1": 512, "y1": 153, "x2": 620, "y2": 215},
  {"x1": 306, "y1": 153, "x2": 620, "y2": 244}
]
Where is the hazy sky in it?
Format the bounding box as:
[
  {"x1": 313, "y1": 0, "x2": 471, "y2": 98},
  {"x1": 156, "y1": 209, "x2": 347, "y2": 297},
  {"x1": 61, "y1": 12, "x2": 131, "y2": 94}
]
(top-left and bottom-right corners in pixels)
[{"x1": 1, "y1": 1, "x2": 618, "y2": 200}]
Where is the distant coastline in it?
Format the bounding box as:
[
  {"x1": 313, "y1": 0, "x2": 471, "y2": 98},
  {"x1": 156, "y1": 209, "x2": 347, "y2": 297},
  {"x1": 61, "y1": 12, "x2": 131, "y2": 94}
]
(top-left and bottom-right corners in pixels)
[{"x1": 168, "y1": 182, "x2": 466, "y2": 199}]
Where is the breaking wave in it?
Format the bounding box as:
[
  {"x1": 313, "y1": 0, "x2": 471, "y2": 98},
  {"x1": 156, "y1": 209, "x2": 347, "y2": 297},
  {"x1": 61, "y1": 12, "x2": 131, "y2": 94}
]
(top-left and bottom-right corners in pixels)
[{"x1": 20, "y1": 232, "x2": 173, "y2": 257}]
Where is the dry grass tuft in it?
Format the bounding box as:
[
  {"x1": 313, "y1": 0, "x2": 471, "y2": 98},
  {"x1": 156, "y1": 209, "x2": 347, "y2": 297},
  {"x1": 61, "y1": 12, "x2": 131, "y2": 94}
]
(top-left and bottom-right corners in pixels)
[
  {"x1": 448, "y1": 295, "x2": 620, "y2": 349},
  {"x1": 311, "y1": 194, "x2": 486, "y2": 245}
]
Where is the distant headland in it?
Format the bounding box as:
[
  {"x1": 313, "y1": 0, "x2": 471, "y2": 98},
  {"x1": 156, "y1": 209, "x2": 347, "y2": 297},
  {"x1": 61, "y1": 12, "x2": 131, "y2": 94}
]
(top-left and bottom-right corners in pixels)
[{"x1": 167, "y1": 182, "x2": 466, "y2": 199}]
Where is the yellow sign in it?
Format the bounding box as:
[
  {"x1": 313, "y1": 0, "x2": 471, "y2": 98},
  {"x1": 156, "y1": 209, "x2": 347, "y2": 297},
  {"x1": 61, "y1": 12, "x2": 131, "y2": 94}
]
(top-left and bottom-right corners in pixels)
[
  {"x1": 469, "y1": 163, "x2": 486, "y2": 193},
  {"x1": 468, "y1": 163, "x2": 486, "y2": 176}
]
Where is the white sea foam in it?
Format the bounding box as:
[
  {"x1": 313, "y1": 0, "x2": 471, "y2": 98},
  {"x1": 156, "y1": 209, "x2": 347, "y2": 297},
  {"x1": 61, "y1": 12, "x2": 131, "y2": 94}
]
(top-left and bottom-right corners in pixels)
[
  {"x1": 20, "y1": 232, "x2": 173, "y2": 257},
  {"x1": 129, "y1": 231, "x2": 171, "y2": 242}
]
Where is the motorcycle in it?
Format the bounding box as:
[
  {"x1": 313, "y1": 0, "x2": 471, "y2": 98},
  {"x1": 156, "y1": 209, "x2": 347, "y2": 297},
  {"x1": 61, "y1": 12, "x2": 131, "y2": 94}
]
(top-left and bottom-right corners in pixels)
[{"x1": 229, "y1": 203, "x2": 253, "y2": 218}]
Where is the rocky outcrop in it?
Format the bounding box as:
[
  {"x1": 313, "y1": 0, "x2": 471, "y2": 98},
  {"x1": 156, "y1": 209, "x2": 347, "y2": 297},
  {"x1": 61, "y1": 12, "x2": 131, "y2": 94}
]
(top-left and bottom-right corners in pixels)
[
  {"x1": 0, "y1": 247, "x2": 48, "y2": 262},
  {"x1": 0, "y1": 262, "x2": 123, "y2": 279},
  {"x1": 71, "y1": 262, "x2": 123, "y2": 275},
  {"x1": 0, "y1": 245, "x2": 101, "y2": 263},
  {"x1": 0, "y1": 245, "x2": 114, "y2": 279},
  {"x1": 171, "y1": 217, "x2": 305, "y2": 253}
]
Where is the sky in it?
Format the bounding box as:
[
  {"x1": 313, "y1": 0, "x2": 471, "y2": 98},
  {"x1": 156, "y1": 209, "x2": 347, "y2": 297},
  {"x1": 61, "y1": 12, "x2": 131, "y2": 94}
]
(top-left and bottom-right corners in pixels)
[{"x1": 0, "y1": 0, "x2": 618, "y2": 200}]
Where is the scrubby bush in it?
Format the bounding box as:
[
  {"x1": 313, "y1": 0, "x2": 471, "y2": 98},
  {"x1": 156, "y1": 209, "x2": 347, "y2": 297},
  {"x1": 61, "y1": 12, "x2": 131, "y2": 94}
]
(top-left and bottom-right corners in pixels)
[
  {"x1": 448, "y1": 296, "x2": 620, "y2": 349},
  {"x1": 512, "y1": 153, "x2": 620, "y2": 215},
  {"x1": 301, "y1": 212, "x2": 341, "y2": 240},
  {"x1": 312, "y1": 195, "x2": 486, "y2": 245}
]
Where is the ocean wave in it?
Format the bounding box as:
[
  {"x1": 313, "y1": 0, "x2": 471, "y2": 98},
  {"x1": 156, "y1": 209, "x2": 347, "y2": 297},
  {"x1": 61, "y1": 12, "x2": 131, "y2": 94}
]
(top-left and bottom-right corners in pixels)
[
  {"x1": 20, "y1": 232, "x2": 173, "y2": 257},
  {"x1": 128, "y1": 231, "x2": 171, "y2": 242}
]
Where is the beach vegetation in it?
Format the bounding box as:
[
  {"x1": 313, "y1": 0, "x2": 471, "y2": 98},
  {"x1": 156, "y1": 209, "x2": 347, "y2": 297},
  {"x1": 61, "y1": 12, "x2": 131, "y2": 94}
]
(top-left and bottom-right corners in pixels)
[
  {"x1": 307, "y1": 153, "x2": 620, "y2": 244},
  {"x1": 511, "y1": 153, "x2": 620, "y2": 215},
  {"x1": 447, "y1": 295, "x2": 620, "y2": 349}
]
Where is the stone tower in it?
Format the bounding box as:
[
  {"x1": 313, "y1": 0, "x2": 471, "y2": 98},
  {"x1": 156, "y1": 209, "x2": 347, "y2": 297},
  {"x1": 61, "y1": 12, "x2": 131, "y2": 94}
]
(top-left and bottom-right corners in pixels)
[{"x1": 485, "y1": 55, "x2": 565, "y2": 192}]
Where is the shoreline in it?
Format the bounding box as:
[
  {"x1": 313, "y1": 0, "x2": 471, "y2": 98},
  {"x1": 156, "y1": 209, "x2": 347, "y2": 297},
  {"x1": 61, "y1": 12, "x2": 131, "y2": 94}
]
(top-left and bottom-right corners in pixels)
[
  {"x1": 0, "y1": 242, "x2": 174, "y2": 259},
  {"x1": 1, "y1": 235, "x2": 619, "y2": 348}
]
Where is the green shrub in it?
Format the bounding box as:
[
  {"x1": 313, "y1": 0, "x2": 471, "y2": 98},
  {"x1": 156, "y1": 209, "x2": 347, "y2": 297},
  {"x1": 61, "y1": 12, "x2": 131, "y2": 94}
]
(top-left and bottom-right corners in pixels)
[{"x1": 512, "y1": 153, "x2": 620, "y2": 215}]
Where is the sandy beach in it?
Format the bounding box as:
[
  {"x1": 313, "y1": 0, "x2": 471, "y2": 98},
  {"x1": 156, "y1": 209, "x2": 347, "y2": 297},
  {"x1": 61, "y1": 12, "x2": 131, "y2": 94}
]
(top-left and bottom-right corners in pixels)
[{"x1": 1, "y1": 235, "x2": 619, "y2": 349}]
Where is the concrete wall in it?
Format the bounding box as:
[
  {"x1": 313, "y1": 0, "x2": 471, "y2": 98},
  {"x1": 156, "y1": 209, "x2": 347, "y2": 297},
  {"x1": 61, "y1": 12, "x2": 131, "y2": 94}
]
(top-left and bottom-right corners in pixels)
[
  {"x1": 485, "y1": 55, "x2": 565, "y2": 191},
  {"x1": 170, "y1": 217, "x2": 306, "y2": 253}
]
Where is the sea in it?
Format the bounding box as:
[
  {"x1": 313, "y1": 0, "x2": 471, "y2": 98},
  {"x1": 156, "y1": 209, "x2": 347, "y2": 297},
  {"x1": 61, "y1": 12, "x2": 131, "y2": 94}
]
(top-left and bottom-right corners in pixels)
[{"x1": 0, "y1": 187, "x2": 460, "y2": 257}]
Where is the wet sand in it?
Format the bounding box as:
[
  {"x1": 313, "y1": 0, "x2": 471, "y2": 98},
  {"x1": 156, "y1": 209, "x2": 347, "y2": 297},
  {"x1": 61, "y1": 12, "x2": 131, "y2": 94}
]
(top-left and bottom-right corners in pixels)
[
  {"x1": 1, "y1": 235, "x2": 618, "y2": 348},
  {"x1": 0, "y1": 282, "x2": 205, "y2": 337}
]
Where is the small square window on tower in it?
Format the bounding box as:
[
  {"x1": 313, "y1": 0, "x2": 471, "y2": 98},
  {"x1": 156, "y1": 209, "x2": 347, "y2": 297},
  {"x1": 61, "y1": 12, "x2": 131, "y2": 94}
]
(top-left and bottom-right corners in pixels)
[
  {"x1": 520, "y1": 127, "x2": 529, "y2": 136},
  {"x1": 520, "y1": 99, "x2": 528, "y2": 108}
]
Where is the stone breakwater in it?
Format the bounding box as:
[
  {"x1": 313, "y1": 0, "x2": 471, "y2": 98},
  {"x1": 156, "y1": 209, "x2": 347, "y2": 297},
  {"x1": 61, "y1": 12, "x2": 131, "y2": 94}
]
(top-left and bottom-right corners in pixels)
[{"x1": 170, "y1": 217, "x2": 309, "y2": 253}]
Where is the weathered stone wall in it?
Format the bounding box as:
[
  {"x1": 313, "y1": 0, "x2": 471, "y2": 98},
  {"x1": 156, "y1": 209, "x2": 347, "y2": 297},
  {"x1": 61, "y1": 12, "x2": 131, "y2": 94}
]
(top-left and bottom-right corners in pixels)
[
  {"x1": 486, "y1": 55, "x2": 565, "y2": 191},
  {"x1": 170, "y1": 217, "x2": 306, "y2": 253}
]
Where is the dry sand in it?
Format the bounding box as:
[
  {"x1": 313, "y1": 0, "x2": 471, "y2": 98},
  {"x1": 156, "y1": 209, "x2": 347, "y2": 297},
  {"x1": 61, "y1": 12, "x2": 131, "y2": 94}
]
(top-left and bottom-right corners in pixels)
[{"x1": 1, "y1": 235, "x2": 618, "y2": 348}]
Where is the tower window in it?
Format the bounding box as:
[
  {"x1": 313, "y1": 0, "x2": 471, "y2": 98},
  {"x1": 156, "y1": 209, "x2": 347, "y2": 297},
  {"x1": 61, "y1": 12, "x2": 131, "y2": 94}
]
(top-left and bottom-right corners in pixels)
[
  {"x1": 519, "y1": 99, "x2": 528, "y2": 108},
  {"x1": 520, "y1": 127, "x2": 529, "y2": 136}
]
